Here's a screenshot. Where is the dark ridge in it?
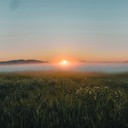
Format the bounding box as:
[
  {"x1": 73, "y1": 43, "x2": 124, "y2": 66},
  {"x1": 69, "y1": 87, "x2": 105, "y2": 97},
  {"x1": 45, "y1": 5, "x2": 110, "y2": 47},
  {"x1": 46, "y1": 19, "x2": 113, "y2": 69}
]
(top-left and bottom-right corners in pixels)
[{"x1": 0, "y1": 59, "x2": 48, "y2": 65}]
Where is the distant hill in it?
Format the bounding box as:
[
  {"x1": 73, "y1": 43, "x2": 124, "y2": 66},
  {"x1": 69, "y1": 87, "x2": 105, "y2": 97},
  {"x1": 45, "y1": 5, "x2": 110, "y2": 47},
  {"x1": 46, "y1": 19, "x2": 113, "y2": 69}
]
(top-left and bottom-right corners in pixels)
[
  {"x1": 0, "y1": 59, "x2": 48, "y2": 65},
  {"x1": 79, "y1": 60, "x2": 128, "y2": 63}
]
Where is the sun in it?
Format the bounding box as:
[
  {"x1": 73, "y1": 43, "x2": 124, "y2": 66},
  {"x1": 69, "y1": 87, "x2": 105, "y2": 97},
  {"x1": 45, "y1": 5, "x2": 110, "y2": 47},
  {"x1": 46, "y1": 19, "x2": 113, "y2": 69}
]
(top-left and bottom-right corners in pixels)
[{"x1": 60, "y1": 60, "x2": 69, "y2": 65}]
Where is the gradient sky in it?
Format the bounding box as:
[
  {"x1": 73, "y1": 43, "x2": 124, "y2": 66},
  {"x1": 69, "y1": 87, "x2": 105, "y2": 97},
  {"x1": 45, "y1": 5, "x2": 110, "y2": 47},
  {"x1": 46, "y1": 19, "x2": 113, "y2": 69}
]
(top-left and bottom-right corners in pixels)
[{"x1": 0, "y1": 0, "x2": 128, "y2": 61}]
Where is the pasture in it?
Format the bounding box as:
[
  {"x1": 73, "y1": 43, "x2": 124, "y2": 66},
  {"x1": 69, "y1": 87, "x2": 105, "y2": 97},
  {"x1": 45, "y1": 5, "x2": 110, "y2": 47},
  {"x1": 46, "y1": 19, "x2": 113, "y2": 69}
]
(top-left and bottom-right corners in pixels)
[{"x1": 0, "y1": 72, "x2": 128, "y2": 128}]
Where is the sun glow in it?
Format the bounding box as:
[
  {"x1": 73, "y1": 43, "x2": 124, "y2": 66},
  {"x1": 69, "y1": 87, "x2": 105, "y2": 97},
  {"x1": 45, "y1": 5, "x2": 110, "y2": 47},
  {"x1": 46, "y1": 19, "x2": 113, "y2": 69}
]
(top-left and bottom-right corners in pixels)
[{"x1": 59, "y1": 60, "x2": 69, "y2": 66}]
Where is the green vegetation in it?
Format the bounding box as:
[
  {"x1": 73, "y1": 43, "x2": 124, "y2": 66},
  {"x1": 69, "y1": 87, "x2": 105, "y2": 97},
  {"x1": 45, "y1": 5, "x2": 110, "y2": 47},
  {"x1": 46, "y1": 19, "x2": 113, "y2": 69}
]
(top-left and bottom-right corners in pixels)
[{"x1": 0, "y1": 71, "x2": 128, "y2": 128}]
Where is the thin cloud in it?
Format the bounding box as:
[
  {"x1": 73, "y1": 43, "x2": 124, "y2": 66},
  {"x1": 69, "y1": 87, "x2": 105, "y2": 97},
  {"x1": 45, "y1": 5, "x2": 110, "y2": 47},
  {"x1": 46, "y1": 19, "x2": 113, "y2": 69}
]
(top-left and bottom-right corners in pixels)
[{"x1": 10, "y1": 0, "x2": 20, "y2": 10}]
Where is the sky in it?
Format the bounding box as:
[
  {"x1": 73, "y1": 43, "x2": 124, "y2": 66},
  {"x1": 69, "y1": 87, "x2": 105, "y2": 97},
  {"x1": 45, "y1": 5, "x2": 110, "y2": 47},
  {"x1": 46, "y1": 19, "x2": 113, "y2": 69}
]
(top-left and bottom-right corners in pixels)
[{"x1": 0, "y1": 0, "x2": 128, "y2": 61}]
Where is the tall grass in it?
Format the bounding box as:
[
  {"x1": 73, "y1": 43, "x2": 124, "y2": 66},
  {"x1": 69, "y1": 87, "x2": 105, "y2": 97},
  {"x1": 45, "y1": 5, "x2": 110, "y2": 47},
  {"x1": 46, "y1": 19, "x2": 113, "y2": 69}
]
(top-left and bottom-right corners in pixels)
[{"x1": 0, "y1": 72, "x2": 128, "y2": 128}]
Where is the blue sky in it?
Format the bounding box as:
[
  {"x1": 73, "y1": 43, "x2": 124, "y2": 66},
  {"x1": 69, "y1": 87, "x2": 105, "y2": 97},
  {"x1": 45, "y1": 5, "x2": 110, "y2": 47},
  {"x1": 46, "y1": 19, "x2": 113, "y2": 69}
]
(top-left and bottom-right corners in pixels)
[{"x1": 0, "y1": 0, "x2": 128, "y2": 61}]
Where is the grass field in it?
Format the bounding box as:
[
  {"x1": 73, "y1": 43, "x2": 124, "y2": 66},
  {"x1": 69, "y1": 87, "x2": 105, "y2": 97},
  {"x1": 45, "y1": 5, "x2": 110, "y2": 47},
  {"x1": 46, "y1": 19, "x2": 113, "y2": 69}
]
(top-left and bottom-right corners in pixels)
[{"x1": 0, "y1": 71, "x2": 128, "y2": 128}]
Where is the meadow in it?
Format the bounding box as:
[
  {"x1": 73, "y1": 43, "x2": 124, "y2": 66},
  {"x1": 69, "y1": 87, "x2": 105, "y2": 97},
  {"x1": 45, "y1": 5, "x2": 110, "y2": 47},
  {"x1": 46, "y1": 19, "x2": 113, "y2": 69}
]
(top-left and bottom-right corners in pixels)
[{"x1": 0, "y1": 71, "x2": 128, "y2": 128}]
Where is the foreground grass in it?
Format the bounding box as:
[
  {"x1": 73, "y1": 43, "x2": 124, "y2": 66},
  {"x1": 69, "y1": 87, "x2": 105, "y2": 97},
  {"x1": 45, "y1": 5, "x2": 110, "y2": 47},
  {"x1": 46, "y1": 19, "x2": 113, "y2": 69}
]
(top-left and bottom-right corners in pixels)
[{"x1": 0, "y1": 71, "x2": 128, "y2": 128}]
